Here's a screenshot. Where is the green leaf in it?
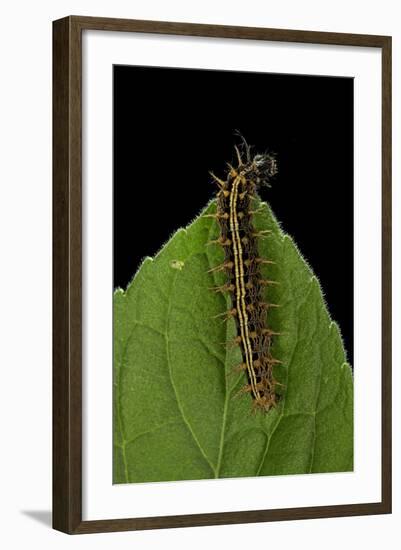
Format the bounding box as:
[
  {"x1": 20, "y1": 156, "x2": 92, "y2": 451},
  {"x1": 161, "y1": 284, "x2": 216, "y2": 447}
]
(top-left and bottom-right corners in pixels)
[{"x1": 113, "y1": 199, "x2": 353, "y2": 483}]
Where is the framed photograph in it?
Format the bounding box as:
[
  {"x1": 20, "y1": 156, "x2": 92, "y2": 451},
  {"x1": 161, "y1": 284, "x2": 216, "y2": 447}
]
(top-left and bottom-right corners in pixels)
[{"x1": 53, "y1": 16, "x2": 392, "y2": 534}]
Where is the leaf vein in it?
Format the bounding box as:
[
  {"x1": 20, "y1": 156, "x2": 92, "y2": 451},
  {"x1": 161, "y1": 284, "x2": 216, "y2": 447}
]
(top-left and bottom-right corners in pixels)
[{"x1": 165, "y1": 269, "x2": 217, "y2": 476}]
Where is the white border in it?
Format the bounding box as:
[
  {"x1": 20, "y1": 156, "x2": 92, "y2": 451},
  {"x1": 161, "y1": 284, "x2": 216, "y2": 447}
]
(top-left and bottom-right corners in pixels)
[{"x1": 82, "y1": 30, "x2": 382, "y2": 521}]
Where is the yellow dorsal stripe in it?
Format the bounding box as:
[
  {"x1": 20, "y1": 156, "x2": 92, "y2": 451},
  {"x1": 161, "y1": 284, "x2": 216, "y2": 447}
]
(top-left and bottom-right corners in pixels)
[{"x1": 229, "y1": 176, "x2": 260, "y2": 400}]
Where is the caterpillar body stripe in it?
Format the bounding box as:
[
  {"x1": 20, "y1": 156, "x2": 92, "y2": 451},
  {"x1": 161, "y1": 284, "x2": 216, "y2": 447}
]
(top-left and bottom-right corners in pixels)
[{"x1": 209, "y1": 141, "x2": 281, "y2": 413}]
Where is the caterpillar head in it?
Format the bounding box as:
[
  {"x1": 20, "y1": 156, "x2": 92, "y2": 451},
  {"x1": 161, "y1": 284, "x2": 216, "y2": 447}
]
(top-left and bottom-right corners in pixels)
[
  {"x1": 233, "y1": 134, "x2": 278, "y2": 188},
  {"x1": 252, "y1": 153, "x2": 278, "y2": 187}
]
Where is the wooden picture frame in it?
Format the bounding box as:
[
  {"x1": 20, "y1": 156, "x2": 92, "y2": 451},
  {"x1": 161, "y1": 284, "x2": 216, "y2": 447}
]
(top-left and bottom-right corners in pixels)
[{"x1": 53, "y1": 15, "x2": 392, "y2": 534}]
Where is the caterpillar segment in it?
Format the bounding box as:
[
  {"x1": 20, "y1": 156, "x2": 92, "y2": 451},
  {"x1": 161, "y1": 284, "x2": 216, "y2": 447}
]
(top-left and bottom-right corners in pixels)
[{"x1": 209, "y1": 141, "x2": 282, "y2": 412}]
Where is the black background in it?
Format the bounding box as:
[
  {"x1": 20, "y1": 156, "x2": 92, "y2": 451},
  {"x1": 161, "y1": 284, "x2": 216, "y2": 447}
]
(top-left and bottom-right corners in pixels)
[{"x1": 114, "y1": 65, "x2": 354, "y2": 364}]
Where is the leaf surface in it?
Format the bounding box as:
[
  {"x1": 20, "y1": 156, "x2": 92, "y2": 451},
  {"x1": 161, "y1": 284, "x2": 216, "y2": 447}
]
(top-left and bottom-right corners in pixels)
[{"x1": 113, "y1": 200, "x2": 353, "y2": 483}]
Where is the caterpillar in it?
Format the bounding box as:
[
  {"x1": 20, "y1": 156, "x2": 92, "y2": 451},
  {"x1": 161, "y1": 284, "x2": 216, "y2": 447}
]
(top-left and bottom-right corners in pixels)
[{"x1": 207, "y1": 139, "x2": 282, "y2": 413}]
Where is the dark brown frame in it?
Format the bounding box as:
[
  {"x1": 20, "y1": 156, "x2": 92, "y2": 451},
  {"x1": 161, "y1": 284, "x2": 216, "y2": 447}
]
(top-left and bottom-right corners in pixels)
[{"x1": 53, "y1": 15, "x2": 392, "y2": 534}]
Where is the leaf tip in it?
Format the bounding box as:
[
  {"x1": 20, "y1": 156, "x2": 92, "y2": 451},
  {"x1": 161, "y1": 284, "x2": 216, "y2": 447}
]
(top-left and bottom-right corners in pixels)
[
  {"x1": 330, "y1": 321, "x2": 351, "y2": 367},
  {"x1": 114, "y1": 286, "x2": 125, "y2": 296}
]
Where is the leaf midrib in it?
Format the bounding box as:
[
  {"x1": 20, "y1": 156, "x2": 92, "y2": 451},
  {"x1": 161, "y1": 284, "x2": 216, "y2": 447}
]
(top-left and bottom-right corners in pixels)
[{"x1": 206, "y1": 218, "x2": 232, "y2": 479}]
